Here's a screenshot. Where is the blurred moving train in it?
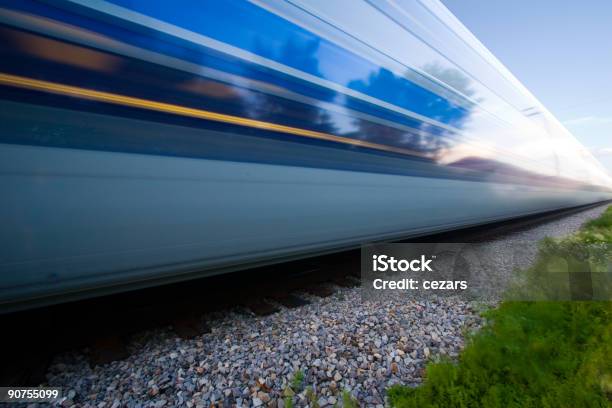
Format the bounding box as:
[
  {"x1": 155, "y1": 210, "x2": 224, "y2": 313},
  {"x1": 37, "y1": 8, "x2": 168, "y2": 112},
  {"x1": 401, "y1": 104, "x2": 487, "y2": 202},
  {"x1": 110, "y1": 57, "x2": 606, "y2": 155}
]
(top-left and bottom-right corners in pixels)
[{"x1": 1, "y1": 0, "x2": 611, "y2": 311}]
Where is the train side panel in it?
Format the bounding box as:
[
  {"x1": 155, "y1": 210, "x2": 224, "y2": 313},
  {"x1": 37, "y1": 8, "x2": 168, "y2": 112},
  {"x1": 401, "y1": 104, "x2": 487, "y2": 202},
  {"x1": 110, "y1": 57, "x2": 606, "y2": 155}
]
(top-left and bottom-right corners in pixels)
[{"x1": 0, "y1": 0, "x2": 610, "y2": 310}]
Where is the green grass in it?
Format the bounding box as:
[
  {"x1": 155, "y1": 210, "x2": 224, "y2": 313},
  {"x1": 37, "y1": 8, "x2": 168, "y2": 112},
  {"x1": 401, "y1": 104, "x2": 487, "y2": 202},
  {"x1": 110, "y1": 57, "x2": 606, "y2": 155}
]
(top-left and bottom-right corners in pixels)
[
  {"x1": 341, "y1": 390, "x2": 359, "y2": 408},
  {"x1": 283, "y1": 370, "x2": 358, "y2": 408},
  {"x1": 388, "y1": 206, "x2": 612, "y2": 408},
  {"x1": 290, "y1": 370, "x2": 305, "y2": 392}
]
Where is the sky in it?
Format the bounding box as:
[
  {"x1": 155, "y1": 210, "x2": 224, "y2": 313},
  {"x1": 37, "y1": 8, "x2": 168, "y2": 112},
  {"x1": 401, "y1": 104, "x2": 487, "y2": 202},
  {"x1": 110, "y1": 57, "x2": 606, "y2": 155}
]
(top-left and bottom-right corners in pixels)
[{"x1": 441, "y1": 0, "x2": 612, "y2": 172}]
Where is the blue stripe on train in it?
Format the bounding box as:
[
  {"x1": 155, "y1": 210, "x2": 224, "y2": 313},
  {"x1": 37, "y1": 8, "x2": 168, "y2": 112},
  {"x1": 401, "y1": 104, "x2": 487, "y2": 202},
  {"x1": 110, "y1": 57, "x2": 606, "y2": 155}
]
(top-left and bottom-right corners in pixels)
[
  {"x1": 0, "y1": 26, "x2": 459, "y2": 155},
  {"x1": 6, "y1": 0, "x2": 471, "y2": 130},
  {"x1": 104, "y1": 0, "x2": 472, "y2": 127}
]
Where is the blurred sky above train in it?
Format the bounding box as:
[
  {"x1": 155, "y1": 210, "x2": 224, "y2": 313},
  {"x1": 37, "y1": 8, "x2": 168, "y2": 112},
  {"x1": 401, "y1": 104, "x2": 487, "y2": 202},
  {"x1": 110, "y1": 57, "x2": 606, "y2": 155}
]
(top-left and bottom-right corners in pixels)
[{"x1": 442, "y1": 0, "x2": 612, "y2": 173}]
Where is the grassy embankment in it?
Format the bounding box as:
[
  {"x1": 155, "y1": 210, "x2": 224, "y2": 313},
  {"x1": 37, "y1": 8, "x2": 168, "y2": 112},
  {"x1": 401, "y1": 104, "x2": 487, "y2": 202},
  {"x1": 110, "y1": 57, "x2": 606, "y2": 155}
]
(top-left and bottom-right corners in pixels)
[{"x1": 389, "y1": 207, "x2": 612, "y2": 407}]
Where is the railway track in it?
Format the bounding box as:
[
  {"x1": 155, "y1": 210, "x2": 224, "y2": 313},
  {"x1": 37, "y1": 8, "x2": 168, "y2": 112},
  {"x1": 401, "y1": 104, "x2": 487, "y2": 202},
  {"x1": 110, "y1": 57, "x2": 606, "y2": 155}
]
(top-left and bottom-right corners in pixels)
[{"x1": 0, "y1": 201, "x2": 608, "y2": 388}]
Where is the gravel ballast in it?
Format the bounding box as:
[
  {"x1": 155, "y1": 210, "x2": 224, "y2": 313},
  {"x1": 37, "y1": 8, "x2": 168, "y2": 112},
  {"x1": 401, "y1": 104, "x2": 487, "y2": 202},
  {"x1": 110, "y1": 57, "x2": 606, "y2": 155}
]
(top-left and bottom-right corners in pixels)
[{"x1": 43, "y1": 204, "x2": 608, "y2": 407}]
